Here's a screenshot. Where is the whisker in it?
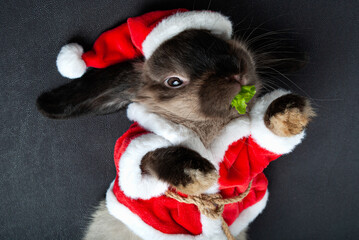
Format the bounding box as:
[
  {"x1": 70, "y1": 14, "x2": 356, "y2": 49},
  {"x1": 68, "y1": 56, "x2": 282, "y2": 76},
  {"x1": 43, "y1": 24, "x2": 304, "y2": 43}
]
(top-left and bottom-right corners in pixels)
[
  {"x1": 206, "y1": 0, "x2": 212, "y2": 10},
  {"x1": 192, "y1": 0, "x2": 196, "y2": 10},
  {"x1": 232, "y1": 14, "x2": 253, "y2": 33}
]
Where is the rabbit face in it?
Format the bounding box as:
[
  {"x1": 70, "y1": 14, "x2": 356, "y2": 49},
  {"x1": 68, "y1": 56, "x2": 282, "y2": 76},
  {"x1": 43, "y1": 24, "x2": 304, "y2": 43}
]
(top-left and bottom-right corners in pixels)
[{"x1": 135, "y1": 30, "x2": 260, "y2": 121}]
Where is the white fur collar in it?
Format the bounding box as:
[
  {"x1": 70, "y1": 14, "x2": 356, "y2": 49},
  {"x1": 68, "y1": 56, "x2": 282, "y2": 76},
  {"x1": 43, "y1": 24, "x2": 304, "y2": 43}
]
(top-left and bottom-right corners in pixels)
[
  {"x1": 126, "y1": 103, "x2": 251, "y2": 162},
  {"x1": 127, "y1": 103, "x2": 198, "y2": 145}
]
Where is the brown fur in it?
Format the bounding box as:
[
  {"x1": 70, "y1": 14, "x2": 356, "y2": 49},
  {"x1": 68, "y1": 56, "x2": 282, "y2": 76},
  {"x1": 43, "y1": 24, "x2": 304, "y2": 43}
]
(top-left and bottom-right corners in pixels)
[
  {"x1": 178, "y1": 118, "x2": 237, "y2": 148},
  {"x1": 265, "y1": 94, "x2": 315, "y2": 137},
  {"x1": 236, "y1": 228, "x2": 248, "y2": 240},
  {"x1": 176, "y1": 169, "x2": 219, "y2": 195},
  {"x1": 83, "y1": 201, "x2": 141, "y2": 240},
  {"x1": 141, "y1": 146, "x2": 217, "y2": 194},
  {"x1": 134, "y1": 30, "x2": 262, "y2": 146}
]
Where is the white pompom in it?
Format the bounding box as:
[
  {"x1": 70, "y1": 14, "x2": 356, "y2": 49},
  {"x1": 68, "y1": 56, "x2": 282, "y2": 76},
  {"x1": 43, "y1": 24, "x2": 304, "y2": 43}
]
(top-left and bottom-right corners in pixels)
[{"x1": 56, "y1": 43, "x2": 87, "y2": 79}]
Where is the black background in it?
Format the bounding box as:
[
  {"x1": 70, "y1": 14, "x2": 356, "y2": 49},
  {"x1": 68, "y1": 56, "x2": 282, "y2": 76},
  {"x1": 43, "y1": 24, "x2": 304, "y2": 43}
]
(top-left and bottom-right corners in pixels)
[{"x1": 1, "y1": 0, "x2": 358, "y2": 239}]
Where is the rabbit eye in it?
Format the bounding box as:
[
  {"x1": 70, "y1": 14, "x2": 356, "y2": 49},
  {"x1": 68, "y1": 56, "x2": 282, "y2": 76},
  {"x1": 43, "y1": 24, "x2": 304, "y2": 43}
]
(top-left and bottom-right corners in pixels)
[{"x1": 164, "y1": 77, "x2": 185, "y2": 88}]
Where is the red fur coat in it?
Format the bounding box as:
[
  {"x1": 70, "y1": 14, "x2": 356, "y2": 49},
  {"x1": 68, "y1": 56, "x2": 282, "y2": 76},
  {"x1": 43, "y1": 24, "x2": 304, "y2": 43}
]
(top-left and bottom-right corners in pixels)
[{"x1": 105, "y1": 89, "x2": 305, "y2": 240}]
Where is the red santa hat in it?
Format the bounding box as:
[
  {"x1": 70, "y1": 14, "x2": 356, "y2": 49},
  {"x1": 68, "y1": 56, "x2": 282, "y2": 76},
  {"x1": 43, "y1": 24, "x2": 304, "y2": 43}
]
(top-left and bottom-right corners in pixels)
[{"x1": 56, "y1": 9, "x2": 233, "y2": 79}]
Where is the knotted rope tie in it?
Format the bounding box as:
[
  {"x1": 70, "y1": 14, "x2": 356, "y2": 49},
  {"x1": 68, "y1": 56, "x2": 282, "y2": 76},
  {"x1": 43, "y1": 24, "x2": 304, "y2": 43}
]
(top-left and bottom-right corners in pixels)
[{"x1": 165, "y1": 181, "x2": 253, "y2": 240}]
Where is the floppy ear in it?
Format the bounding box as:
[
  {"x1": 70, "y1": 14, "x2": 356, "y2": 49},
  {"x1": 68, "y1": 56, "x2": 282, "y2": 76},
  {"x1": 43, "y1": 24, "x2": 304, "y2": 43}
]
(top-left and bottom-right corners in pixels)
[{"x1": 37, "y1": 61, "x2": 142, "y2": 119}]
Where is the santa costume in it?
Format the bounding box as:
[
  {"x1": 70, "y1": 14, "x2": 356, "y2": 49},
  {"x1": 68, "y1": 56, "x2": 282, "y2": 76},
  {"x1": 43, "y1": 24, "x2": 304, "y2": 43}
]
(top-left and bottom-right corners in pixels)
[{"x1": 56, "y1": 9, "x2": 306, "y2": 240}]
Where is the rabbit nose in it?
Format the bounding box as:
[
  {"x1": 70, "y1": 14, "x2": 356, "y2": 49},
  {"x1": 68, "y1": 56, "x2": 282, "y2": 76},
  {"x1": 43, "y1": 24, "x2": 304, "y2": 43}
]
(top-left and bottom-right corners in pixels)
[
  {"x1": 227, "y1": 74, "x2": 241, "y2": 83},
  {"x1": 232, "y1": 74, "x2": 241, "y2": 82},
  {"x1": 228, "y1": 74, "x2": 248, "y2": 86}
]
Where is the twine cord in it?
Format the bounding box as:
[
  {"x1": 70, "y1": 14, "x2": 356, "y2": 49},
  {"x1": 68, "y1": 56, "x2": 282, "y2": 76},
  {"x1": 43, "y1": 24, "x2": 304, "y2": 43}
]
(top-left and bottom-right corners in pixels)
[{"x1": 165, "y1": 181, "x2": 252, "y2": 240}]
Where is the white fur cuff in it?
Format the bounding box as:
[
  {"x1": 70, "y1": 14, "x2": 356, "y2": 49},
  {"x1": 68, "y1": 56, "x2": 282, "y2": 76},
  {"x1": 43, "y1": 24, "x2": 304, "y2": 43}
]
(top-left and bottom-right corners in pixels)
[{"x1": 118, "y1": 133, "x2": 172, "y2": 199}]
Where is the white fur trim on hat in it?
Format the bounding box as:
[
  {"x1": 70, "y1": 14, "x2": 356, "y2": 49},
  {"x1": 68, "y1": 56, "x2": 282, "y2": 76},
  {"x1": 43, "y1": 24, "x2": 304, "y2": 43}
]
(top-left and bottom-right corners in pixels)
[
  {"x1": 56, "y1": 43, "x2": 87, "y2": 79},
  {"x1": 142, "y1": 11, "x2": 233, "y2": 58},
  {"x1": 118, "y1": 133, "x2": 172, "y2": 199}
]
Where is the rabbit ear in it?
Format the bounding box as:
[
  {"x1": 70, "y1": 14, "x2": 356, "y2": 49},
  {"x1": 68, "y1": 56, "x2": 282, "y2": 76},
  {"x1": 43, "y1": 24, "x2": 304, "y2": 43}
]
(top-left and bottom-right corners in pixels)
[{"x1": 37, "y1": 61, "x2": 142, "y2": 119}]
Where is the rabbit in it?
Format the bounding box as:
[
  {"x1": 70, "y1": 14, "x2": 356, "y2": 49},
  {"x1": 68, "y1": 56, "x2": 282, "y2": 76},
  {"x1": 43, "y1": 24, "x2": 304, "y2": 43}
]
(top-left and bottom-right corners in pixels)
[{"x1": 37, "y1": 12, "x2": 315, "y2": 240}]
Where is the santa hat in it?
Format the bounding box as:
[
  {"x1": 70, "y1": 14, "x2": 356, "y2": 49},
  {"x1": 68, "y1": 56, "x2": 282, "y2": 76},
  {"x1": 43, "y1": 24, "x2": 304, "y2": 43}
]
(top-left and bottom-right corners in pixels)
[{"x1": 56, "y1": 9, "x2": 233, "y2": 79}]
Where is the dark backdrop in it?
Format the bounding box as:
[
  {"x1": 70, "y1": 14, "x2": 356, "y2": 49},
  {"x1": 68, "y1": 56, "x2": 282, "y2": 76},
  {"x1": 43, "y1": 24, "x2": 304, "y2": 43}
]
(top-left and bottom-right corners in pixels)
[{"x1": 1, "y1": 0, "x2": 358, "y2": 239}]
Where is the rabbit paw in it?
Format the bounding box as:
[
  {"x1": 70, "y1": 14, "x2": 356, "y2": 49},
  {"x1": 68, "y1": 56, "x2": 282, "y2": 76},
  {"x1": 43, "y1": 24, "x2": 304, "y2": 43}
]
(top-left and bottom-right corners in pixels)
[
  {"x1": 175, "y1": 168, "x2": 218, "y2": 195},
  {"x1": 141, "y1": 146, "x2": 218, "y2": 195},
  {"x1": 264, "y1": 94, "x2": 315, "y2": 137}
]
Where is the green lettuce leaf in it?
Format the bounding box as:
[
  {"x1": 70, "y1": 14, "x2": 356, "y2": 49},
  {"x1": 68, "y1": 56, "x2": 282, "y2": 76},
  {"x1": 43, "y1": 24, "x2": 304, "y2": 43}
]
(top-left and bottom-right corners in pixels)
[{"x1": 231, "y1": 85, "x2": 256, "y2": 114}]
